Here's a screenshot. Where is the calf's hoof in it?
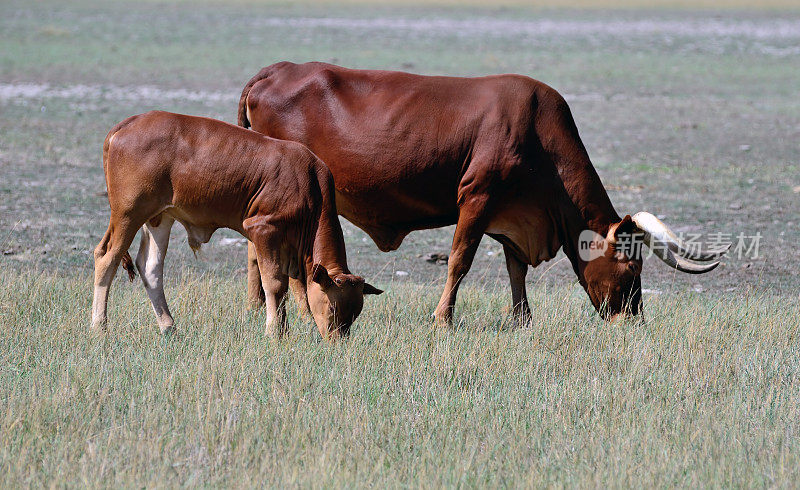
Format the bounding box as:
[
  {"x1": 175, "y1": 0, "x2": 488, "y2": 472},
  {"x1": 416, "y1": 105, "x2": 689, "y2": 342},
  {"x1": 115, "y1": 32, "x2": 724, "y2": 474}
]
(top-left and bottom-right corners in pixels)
[
  {"x1": 318, "y1": 326, "x2": 348, "y2": 342},
  {"x1": 247, "y1": 296, "x2": 266, "y2": 311},
  {"x1": 265, "y1": 326, "x2": 287, "y2": 340},
  {"x1": 159, "y1": 323, "x2": 176, "y2": 336},
  {"x1": 512, "y1": 310, "x2": 532, "y2": 326},
  {"x1": 89, "y1": 319, "x2": 107, "y2": 334}
]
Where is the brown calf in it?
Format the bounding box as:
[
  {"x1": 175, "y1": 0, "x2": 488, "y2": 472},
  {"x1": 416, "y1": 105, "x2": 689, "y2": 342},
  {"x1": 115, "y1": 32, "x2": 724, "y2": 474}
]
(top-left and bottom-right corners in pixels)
[{"x1": 91, "y1": 111, "x2": 381, "y2": 338}]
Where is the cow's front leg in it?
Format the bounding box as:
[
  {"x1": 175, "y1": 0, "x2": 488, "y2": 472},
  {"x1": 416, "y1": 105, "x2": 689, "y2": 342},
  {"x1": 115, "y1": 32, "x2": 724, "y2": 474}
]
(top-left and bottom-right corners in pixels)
[
  {"x1": 247, "y1": 241, "x2": 266, "y2": 310},
  {"x1": 503, "y1": 243, "x2": 531, "y2": 324},
  {"x1": 433, "y1": 196, "x2": 490, "y2": 326}
]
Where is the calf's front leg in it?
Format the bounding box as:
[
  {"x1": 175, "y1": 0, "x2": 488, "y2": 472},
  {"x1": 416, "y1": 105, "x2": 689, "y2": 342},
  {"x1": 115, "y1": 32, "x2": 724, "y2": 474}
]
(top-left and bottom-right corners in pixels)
[
  {"x1": 289, "y1": 277, "x2": 311, "y2": 316},
  {"x1": 247, "y1": 241, "x2": 266, "y2": 310},
  {"x1": 244, "y1": 218, "x2": 289, "y2": 338},
  {"x1": 257, "y1": 257, "x2": 289, "y2": 338}
]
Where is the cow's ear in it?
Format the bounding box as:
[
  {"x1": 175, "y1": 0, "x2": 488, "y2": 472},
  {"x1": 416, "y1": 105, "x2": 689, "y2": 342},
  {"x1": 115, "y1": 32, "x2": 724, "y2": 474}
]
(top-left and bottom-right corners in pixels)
[
  {"x1": 363, "y1": 283, "x2": 383, "y2": 295},
  {"x1": 607, "y1": 215, "x2": 635, "y2": 244},
  {"x1": 311, "y1": 264, "x2": 333, "y2": 288}
]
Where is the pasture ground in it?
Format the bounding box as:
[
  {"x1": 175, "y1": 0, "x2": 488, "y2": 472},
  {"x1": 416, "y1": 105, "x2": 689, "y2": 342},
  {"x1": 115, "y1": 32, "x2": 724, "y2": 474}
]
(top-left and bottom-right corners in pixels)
[{"x1": 1, "y1": 0, "x2": 799, "y2": 486}]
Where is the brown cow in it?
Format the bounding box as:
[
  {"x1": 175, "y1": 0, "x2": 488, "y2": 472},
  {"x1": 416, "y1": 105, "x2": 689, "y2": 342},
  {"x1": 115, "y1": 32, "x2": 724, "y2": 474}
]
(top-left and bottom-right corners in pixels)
[
  {"x1": 239, "y1": 62, "x2": 726, "y2": 323},
  {"x1": 91, "y1": 110, "x2": 381, "y2": 339}
]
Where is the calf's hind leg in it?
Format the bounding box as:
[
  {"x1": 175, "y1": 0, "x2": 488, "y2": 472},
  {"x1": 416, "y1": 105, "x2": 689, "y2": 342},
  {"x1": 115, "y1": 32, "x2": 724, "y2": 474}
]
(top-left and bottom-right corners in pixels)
[
  {"x1": 135, "y1": 214, "x2": 176, "y2": 334},
  {"x1": 91, "y1": 218, "x2": 141, "y2": 332}
]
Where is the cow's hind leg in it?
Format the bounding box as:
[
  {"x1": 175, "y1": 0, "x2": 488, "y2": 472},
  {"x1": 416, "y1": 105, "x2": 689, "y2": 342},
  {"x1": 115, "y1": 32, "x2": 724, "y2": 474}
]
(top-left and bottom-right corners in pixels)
[
  {"x1": 247, "y1": 241, "x2": 266, "y2": 309},
  {"x1": 503, "y1": 244, "x2": 531, "y2": 324},
  {"x1": 434, "y1": 196, "x2": 491, "y2": 326},
  {"x1": 135, "y1": 214, "x2": 176, "y2": 334},
  {"x1": 91, "y1": 218, "x2": 140, "y2": 332}
]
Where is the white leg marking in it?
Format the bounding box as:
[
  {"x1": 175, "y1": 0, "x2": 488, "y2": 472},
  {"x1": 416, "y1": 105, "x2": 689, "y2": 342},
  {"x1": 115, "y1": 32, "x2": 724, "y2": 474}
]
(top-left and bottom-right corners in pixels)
[{"x1": 136, "y1": 216, "x2": 175, "y2": 333}]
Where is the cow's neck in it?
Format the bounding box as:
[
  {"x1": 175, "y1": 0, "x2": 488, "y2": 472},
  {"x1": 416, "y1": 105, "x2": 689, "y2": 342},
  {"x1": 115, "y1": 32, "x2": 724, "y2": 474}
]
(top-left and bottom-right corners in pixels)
[
  {"x1": 537, "y1": 101, "x2": 620, "y2": 236},
  {"x1": 557, "y1": 199, "x2": 602, "y2": 289},
  {"x1": 545, "y1": 150, "x2": 621, "y2": 287},
  {"x1": 556, "y1": 156, "x2": 620, "y2": 239}
]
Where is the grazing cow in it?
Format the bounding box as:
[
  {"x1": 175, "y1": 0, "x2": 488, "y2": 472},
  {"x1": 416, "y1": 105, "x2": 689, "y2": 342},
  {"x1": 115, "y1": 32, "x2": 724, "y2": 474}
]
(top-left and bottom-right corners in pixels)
[
  {"x1": 91, "y1": 111, "x2": 381, "y2": 339},
  {"x1": 239, "y1": 62, "x2": 726, "y2": 323}
]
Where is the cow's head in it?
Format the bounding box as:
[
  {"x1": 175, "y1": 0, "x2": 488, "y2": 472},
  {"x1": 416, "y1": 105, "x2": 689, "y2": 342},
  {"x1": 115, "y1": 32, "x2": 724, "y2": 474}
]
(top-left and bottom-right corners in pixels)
[
  {"x1": 307, "y1": 264, "x2": 383, "y2": 339},
  {"x1": 583, "y1": 215, "x2": 643, "y2": 320},
  {"x1": 582, "y1": 213, "x2": 728, "y2": 321}
]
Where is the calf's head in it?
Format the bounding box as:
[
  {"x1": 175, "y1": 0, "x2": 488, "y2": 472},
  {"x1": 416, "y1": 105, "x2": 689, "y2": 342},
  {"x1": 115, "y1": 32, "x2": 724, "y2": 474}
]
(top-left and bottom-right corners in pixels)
[
  {"x1": 307, "y1": 264, "x2": 383, "y2": 339},
  {"x1": 582, "y1": 213, "x2": 728, "y2": 321}
]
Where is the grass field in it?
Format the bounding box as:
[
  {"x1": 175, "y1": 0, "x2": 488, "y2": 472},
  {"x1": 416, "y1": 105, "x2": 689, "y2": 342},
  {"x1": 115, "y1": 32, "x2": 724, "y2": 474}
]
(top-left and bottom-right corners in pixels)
[{"x1": 1, "y1": 0, "x2": 799, "y2": 486}]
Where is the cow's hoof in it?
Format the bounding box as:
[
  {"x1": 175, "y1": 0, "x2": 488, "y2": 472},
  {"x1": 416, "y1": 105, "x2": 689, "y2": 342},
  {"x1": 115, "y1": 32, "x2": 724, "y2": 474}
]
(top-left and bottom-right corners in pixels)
[
  {"x1": 512, "y1": 312, "x2": 532, "y2": 327},
  {"x1": 432, "y1": 312, "x2": 453, "y2": 328},
  {"x1": 159, "y1": 324, "x2": 176, "y2": 336}
]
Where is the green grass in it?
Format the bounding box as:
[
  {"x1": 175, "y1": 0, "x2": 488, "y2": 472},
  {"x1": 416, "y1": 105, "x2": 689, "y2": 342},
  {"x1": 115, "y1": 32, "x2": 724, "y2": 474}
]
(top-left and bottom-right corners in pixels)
[{"x1": 1, "y1": 268, "x2": 799, "y2": 487}]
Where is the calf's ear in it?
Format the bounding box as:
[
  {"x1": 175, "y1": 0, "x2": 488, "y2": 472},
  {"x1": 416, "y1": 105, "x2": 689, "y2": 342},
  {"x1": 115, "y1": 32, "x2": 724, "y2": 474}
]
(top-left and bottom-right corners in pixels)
[
  {"x1": 311, "y1": 263, "x2": 333, "y2": 288},
  {"x1": 363, "y1": 283, "x2": 383, "y2": 295}
]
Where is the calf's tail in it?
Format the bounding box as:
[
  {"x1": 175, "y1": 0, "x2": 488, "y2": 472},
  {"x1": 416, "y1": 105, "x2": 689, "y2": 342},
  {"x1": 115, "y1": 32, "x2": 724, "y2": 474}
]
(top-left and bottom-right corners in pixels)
[
  {"x1": 95, "y1": 224, "x2": 136, "y2": 282},
  {"x1": 121, "y1": 252, "x2": 136, "y2": 281},
  {"x1": 100, "y1": 124, "x2": 137, "y2": 283}
]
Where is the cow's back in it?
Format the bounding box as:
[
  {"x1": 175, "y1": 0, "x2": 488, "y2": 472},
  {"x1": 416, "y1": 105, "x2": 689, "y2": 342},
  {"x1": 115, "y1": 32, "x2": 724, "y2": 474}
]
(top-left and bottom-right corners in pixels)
[{"x1": 243, "y1": 62, "x2": 546, "y2": 243}]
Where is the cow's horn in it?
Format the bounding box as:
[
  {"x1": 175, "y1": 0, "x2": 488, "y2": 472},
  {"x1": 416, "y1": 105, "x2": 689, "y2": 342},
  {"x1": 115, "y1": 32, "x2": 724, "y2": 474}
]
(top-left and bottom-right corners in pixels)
[
  {"x1": 648, "y1": 244, "x2": 720, "y2": 274},
  {"x1": 631, "y1": 212, "x2": 730, "y2": 262}
]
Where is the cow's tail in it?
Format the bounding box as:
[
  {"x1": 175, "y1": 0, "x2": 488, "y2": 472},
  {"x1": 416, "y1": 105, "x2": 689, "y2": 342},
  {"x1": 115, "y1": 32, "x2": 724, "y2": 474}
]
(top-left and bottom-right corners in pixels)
[{"x1": 238, "y1": 67, "x2": 272, "y2": 128}]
